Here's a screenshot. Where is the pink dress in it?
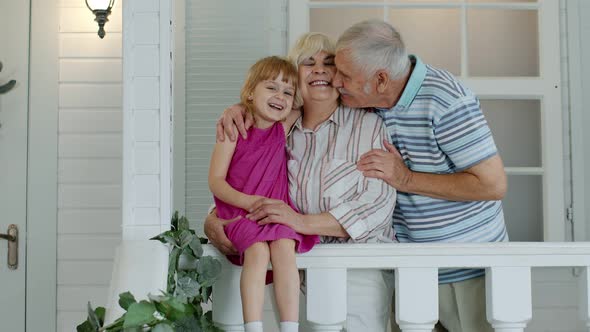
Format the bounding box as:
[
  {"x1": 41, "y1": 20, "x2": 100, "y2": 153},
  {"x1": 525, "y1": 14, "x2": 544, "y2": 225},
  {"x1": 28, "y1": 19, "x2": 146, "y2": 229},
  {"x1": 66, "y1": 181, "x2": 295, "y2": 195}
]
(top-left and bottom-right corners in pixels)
[{"x1": 214, "y1": 122, "x2": 319, "y2": 265}]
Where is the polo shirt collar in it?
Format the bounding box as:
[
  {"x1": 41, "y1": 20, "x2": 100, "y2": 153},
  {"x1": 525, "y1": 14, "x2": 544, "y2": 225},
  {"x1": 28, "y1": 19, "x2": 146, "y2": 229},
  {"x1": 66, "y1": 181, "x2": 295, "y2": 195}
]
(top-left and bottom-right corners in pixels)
[{"x1": 376, "y1": 55, "x2": 426, "y2": 113}]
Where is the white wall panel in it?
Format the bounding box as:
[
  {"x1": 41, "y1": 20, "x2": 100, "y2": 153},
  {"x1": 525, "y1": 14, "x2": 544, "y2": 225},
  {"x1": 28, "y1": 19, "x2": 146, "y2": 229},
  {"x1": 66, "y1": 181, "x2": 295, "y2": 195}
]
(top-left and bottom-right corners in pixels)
[
  {"x1": 57, "y1": 2, "x2": 123, "y2": 330},
  {"x1": 60, "y1": 59, "x2": 122, "y2": 82},
  {"x1": 58, "y1": 134, "x2": 122, "y2": 158},
  {"x1": 60, "y1": 34, "x2": 122, "y2": 58}
]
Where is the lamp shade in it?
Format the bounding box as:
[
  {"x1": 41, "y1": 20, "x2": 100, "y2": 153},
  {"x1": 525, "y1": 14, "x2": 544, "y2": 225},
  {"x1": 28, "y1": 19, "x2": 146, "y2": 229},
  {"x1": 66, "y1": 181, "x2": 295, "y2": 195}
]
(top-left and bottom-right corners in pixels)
[
  {"x1": 85, "y1": 0, "x2": 116, "y2": 38},
  {"x1": 85, "y1": 0, "x2": 116, "y2": 11}
]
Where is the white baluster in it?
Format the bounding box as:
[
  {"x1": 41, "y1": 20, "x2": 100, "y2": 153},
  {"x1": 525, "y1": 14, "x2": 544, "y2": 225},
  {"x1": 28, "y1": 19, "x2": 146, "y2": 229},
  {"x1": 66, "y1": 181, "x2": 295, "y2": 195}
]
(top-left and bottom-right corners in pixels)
[
  {"x1": 579, "y1": 266, "x2": 590, "y2": 332},
  {"x1": 305, "y1": 268, "x2": 347, "y2": 331},
  {"x1": 212, "y1": 261, "x2": 244, "y2": 331},
  {"x1": 395, "y1": 267, "x2": 438, "y2": 332},
  {"x1": 485, "y1": 267, "x2": 532, "y2": 332}
]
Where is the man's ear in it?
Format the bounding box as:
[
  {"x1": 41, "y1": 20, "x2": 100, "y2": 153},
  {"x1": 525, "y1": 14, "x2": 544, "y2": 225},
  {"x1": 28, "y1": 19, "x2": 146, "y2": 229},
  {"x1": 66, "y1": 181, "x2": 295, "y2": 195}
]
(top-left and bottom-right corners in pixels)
[{"x1": 376, "y1": 70, "x2": 389, "y2": 94}]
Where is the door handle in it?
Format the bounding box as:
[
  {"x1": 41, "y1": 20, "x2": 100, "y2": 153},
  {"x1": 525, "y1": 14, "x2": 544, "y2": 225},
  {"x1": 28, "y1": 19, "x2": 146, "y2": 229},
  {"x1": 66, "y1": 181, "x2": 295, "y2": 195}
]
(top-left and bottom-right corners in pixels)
[
  {"x1": 0, "y1": 225, "x2": 18, "y2": 270},
  {"x1": 0, "y1": 61, "x2": 17, "y2": 95}
]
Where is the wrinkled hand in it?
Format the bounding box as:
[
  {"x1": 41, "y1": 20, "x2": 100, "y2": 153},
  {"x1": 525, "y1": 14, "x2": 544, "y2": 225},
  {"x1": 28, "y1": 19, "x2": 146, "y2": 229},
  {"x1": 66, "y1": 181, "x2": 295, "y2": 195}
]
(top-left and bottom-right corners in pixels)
[
  {"x1": 246, "y1": 199, "x2": 306, "y2": 233},
  {"x1": 204, "y1": 211, "x2": 238, "y2": 255},
  {"x1": 357, "y1": 139, "x2": 413, "y2": 191},
  {"x1": 216, "y1": 104, "x2": 254, "y2": 142}
]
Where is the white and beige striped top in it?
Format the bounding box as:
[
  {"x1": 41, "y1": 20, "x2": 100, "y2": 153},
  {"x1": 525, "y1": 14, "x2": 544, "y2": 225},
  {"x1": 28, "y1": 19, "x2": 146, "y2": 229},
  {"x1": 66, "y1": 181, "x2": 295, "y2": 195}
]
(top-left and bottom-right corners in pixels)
[{"x1": 287, "y1": 105, "x2": 397, "y2": 244}]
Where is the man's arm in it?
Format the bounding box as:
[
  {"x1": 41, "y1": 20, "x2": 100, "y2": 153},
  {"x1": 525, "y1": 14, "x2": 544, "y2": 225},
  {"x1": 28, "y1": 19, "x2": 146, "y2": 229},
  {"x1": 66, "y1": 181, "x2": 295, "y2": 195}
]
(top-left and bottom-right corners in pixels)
[
  {"x1": 204, "y1": 210, "x2": 237, "y2": 255},
  {"x1": 358, "y1": 141, "x2": 507, "y2": 201}
]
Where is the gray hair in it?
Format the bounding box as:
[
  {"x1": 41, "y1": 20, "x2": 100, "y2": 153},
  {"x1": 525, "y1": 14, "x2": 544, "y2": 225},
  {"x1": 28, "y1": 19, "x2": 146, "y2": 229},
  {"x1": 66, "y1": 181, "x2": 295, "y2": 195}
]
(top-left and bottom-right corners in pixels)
[{"x1": 336, "y1": 20, "x2": 410, "y2": 80}]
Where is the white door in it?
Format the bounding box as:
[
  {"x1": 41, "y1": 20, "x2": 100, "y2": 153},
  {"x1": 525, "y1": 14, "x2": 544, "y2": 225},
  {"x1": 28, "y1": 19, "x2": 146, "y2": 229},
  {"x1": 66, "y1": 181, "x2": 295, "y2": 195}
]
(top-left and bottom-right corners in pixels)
[{"x1": 0, "y1": 0, "x2": 30, "y2": 330}]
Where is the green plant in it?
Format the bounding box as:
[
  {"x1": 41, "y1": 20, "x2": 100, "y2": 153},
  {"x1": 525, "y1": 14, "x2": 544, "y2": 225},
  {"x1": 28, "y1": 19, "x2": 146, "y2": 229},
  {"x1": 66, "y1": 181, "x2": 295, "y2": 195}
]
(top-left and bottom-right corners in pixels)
[{"x1": 77, "y1": 212, "x2": 223, "y2": 332}]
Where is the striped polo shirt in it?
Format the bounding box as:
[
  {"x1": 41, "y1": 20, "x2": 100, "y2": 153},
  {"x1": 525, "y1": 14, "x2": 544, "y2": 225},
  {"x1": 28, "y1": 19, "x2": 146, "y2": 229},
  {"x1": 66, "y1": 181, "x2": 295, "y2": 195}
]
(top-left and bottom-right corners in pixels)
[{"x1": 376, "y1": 56, "x2": 509, "y2": 284}]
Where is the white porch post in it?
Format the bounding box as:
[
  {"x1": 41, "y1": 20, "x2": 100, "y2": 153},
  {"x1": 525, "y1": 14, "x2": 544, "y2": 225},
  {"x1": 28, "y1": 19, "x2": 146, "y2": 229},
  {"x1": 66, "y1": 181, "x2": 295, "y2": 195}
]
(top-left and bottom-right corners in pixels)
[
  {"x1": 485, "y1": 267, "x2": 532, "y2": 332},
  {"x1": 212, "y1": 262, "x2": 244, "y2": 331},
  {"x1": 395, "y1": 267, "x2": 438, "y2": 332},
  {"x1": 579, "y1": 266, "x2": 590, "y2": 332},
  {"x1": 306, "y1": 268, "x2": 347, "y2": 331}
]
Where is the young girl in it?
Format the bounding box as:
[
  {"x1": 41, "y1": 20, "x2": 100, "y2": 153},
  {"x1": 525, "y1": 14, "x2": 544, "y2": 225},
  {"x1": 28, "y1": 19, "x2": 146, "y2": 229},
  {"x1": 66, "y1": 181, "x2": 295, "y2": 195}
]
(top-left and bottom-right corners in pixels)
[{"x1": 208, "y1": 56, "x2": 319, "y2": 332}]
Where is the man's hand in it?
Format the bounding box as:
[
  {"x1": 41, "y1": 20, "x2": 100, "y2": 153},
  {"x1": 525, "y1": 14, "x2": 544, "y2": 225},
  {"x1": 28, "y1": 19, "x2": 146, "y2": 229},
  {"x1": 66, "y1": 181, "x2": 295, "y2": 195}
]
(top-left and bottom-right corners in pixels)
[
  {"x1": 357, "y1": 139, "x2": 413, "y2": 191},
  {"x1": 246, "y1": 199, "x2": 306, "y2": 234},
  {"x1": 204, "y1": 211, "x2": 238, "y2": 255},
  {"x1": 216, "y1": 104, "x2": 254, "y2": 142}
]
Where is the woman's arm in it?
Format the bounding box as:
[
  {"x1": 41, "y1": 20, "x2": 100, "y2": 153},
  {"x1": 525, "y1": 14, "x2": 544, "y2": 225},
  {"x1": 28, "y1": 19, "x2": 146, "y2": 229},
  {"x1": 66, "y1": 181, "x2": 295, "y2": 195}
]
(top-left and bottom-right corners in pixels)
[
  {"x1": 246, "y1": 198, "x2": 349, "y2": 238},
  {"x1": 208, "y1": 135, "x2": 259, "y2": 210}
]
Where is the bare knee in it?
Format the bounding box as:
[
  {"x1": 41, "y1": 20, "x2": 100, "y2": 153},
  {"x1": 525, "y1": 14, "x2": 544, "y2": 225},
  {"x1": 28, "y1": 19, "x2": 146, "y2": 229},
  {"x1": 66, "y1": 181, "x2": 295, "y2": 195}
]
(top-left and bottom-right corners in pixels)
[
  {"x1": 269, "y1": 239, "x2": 296, "y2": 265},
  {"x1": 244, "y1": 242, "x2": 270, "y2": 267}
]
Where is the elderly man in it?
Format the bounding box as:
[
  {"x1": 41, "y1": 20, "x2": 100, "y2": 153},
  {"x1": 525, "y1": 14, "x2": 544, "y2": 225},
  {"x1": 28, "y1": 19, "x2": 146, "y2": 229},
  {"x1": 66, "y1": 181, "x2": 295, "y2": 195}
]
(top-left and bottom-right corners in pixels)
[{"x1": 337, "y1": 20, "x2": 508, "y2": 332}]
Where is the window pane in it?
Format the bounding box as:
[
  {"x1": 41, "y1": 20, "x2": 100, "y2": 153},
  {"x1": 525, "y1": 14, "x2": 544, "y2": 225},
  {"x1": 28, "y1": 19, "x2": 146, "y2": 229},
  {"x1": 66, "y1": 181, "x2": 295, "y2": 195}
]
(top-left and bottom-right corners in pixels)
[
  {"x1": 467, "y1": 9, "x2": 539, "y2": 76},
  {"x1": 310, "y1": 8, "x2": 384, "y2": 42},
  {"x1": 502, "y1": 175, "x2": 543, "y2": 241},
  {"x1": 388, "y1": 9, "x2": 461, "y2": 75},
  {"x1": 481, "y1": 99, "x2": 541, "y2": 167}
]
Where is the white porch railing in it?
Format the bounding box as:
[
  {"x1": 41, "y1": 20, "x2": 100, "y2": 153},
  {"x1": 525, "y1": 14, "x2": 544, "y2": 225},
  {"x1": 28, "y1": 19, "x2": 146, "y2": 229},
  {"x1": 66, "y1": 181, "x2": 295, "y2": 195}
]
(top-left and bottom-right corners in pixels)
[
  {"x1": 205, "y1": 242, "x2": 590, "y2": 332},
  {"x1": 106, "y1": 241, "x2": 590, "y2": 331}
]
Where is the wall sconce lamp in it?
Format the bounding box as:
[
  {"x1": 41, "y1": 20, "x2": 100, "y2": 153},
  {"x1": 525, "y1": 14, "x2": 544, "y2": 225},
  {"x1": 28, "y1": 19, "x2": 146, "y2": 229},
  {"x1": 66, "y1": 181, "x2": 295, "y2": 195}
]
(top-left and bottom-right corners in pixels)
[{"x1": 85, "y1": 0, "x2": 116, "y2": 39}]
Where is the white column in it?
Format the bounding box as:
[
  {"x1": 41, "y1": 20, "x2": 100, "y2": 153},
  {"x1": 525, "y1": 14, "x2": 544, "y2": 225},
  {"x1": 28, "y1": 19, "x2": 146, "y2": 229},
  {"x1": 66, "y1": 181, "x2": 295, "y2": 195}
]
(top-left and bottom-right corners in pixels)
[
  {"x1": 305, "y1": 268, "x2": 347, "y2": 331},
  {"x1": 395, "y1": 267, "x2": 438, "y2": 332},
  {"x1": 212, "y1": 262, "x2": 244, "y2": 331},
  {"x1": 579, "y1": 266, "x2": 590, "y2": 332},
  {"x1": 485, "y1": 267, "x2": 532, "y2": 332}
]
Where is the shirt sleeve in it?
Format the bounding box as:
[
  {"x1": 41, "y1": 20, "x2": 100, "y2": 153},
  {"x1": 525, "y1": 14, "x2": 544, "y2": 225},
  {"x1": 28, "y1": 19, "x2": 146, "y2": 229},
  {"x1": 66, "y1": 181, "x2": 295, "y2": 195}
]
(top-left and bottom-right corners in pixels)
[
  {"x1": 434, "y1": 96, "x2": 498, "y2": 171},
  {"x1": 328, "y1": 121, "x2": 397, "y2": 242}
]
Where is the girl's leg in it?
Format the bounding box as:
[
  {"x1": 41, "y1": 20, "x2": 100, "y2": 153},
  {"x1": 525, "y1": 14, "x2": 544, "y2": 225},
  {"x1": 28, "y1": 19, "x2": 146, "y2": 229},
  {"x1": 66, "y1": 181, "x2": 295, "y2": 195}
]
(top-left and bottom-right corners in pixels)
[
  {"x1": 269, "y1": 239, "x2": 299, "y2": 322},
  {"x1": 241, "y1": 241, "x2": 271, "y2": 323}
]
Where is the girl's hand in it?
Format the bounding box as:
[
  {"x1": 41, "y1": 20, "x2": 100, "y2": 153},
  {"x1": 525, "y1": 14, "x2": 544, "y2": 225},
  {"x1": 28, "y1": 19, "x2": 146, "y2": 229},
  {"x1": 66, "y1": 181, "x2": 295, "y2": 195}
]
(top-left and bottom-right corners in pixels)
[
  {"x1": 246, "y1": 199, "x2": 306, "y2": 233},
  {"x1": 245, "y1": 195, "x2": 267, "y2": 212},
  {"x1": 216, "y1": 104, "x2": 254, "y2": 142}
]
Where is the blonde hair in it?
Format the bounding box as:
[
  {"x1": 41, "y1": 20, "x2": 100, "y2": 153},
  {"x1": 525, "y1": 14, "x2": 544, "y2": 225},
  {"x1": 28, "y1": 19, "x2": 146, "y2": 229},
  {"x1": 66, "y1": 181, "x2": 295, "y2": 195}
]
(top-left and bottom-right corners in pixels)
[
  {"x1": 240, "y1": 56, "x2": 301, "y2": 113},
  {"x1": 288, "y1": 32, "x2": 336, "y2": 68}
]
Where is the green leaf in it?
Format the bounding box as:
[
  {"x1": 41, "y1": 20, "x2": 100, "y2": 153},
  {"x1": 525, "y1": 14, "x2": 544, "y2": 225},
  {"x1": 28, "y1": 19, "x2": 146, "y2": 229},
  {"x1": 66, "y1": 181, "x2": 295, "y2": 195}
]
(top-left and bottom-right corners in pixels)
[
  {"x1": 178, "y1": 230, "x2": 194, "y2": 249},
  {"x1": 167, "y1": 248, "x2": 181, "y2": 293},
  {"x1": 94, "y1": 307, "x2": 106, "y2": 327},
  {"x1": 170, "y1": 211, "x2": 180, "y2": 231},
  {"x1": 178, "y1": 215, "x2": 190, "y2": 232},
  {"x1": 118, "y1": 292, "x2": 137, "y2": 311},
  {"x1": 189, "y1": 237, "x2": 204, "y2": 258},
  {"x1": 152, "y1": 323, "x2": 175, "y2": 332},
  {"x1": 196, "y1": 256, "x2": 222, "y2": 285},
  {"x1": 174, "y1": 316, "x2": 201, "y2": 332},
  {"x1": 76, "y1": 320, "x2": 96, "y2": 332},
  {"x1": 150, "y1": 230, "x2": 178, "y2": 247},
  {"x1": 123, "y1": 301, "x2": 156, "y2": 328},
  {"x1": 200, "y1": 311, "x2": 223, "y2": 332},
  {"x1": 87, "y1": 302, "x2": 101, "y2": 330},
  {"x1": 176, "y1": 275, "x2": 201, "y2": 299}
]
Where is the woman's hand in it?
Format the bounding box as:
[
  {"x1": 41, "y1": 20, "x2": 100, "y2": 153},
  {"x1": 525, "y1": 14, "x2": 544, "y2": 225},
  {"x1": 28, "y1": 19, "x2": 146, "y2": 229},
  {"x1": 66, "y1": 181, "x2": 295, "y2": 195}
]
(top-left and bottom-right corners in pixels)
[
  {"x1": 204, "y1": 210, "x2": 238, "y2": 255},
  {"x1": 246, "y1": 199, "x2": 306, "y2": 234},
  {"x1": 216, "y1": 104, "x2": 254, "y2": 142}
]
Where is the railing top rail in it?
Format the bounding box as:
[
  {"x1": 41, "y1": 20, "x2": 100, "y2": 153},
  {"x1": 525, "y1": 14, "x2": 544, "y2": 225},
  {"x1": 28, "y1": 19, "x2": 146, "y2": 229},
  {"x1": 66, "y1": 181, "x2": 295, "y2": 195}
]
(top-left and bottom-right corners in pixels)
[{"x1": 202, "y1": 242, "x2": 590, "y2": 269}]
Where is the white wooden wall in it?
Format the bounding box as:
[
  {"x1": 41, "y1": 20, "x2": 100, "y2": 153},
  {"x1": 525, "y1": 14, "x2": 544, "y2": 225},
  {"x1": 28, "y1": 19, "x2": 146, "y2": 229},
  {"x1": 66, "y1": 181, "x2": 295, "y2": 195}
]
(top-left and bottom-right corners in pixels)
[
  {"x1": 56, "y1": 1, "x2": 123, "y2": 330},
  {"x1": 53, "y1": 0, "x2": 590, "y2": 331}
]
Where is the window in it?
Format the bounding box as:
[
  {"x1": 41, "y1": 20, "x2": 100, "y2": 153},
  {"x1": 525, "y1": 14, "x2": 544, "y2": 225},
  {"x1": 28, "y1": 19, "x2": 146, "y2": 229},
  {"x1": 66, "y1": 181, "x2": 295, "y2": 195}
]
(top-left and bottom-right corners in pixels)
[{"x1": 288, "y1": 0, "x2": 564, "y2": 240}]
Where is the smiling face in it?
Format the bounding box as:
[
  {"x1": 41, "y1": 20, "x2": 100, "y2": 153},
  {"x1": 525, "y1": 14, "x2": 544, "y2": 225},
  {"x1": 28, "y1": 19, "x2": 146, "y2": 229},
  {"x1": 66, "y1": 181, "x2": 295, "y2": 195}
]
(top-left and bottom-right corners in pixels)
[
  {"x1": 297, "y1": 51, "x2": 340, "y2": 104},
  {"x1": 333, "y1": 49, "x2": 377, "y2": 108},
  {"x1": 249, "y1": 72, "x2": 295, "y2": 128}
]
